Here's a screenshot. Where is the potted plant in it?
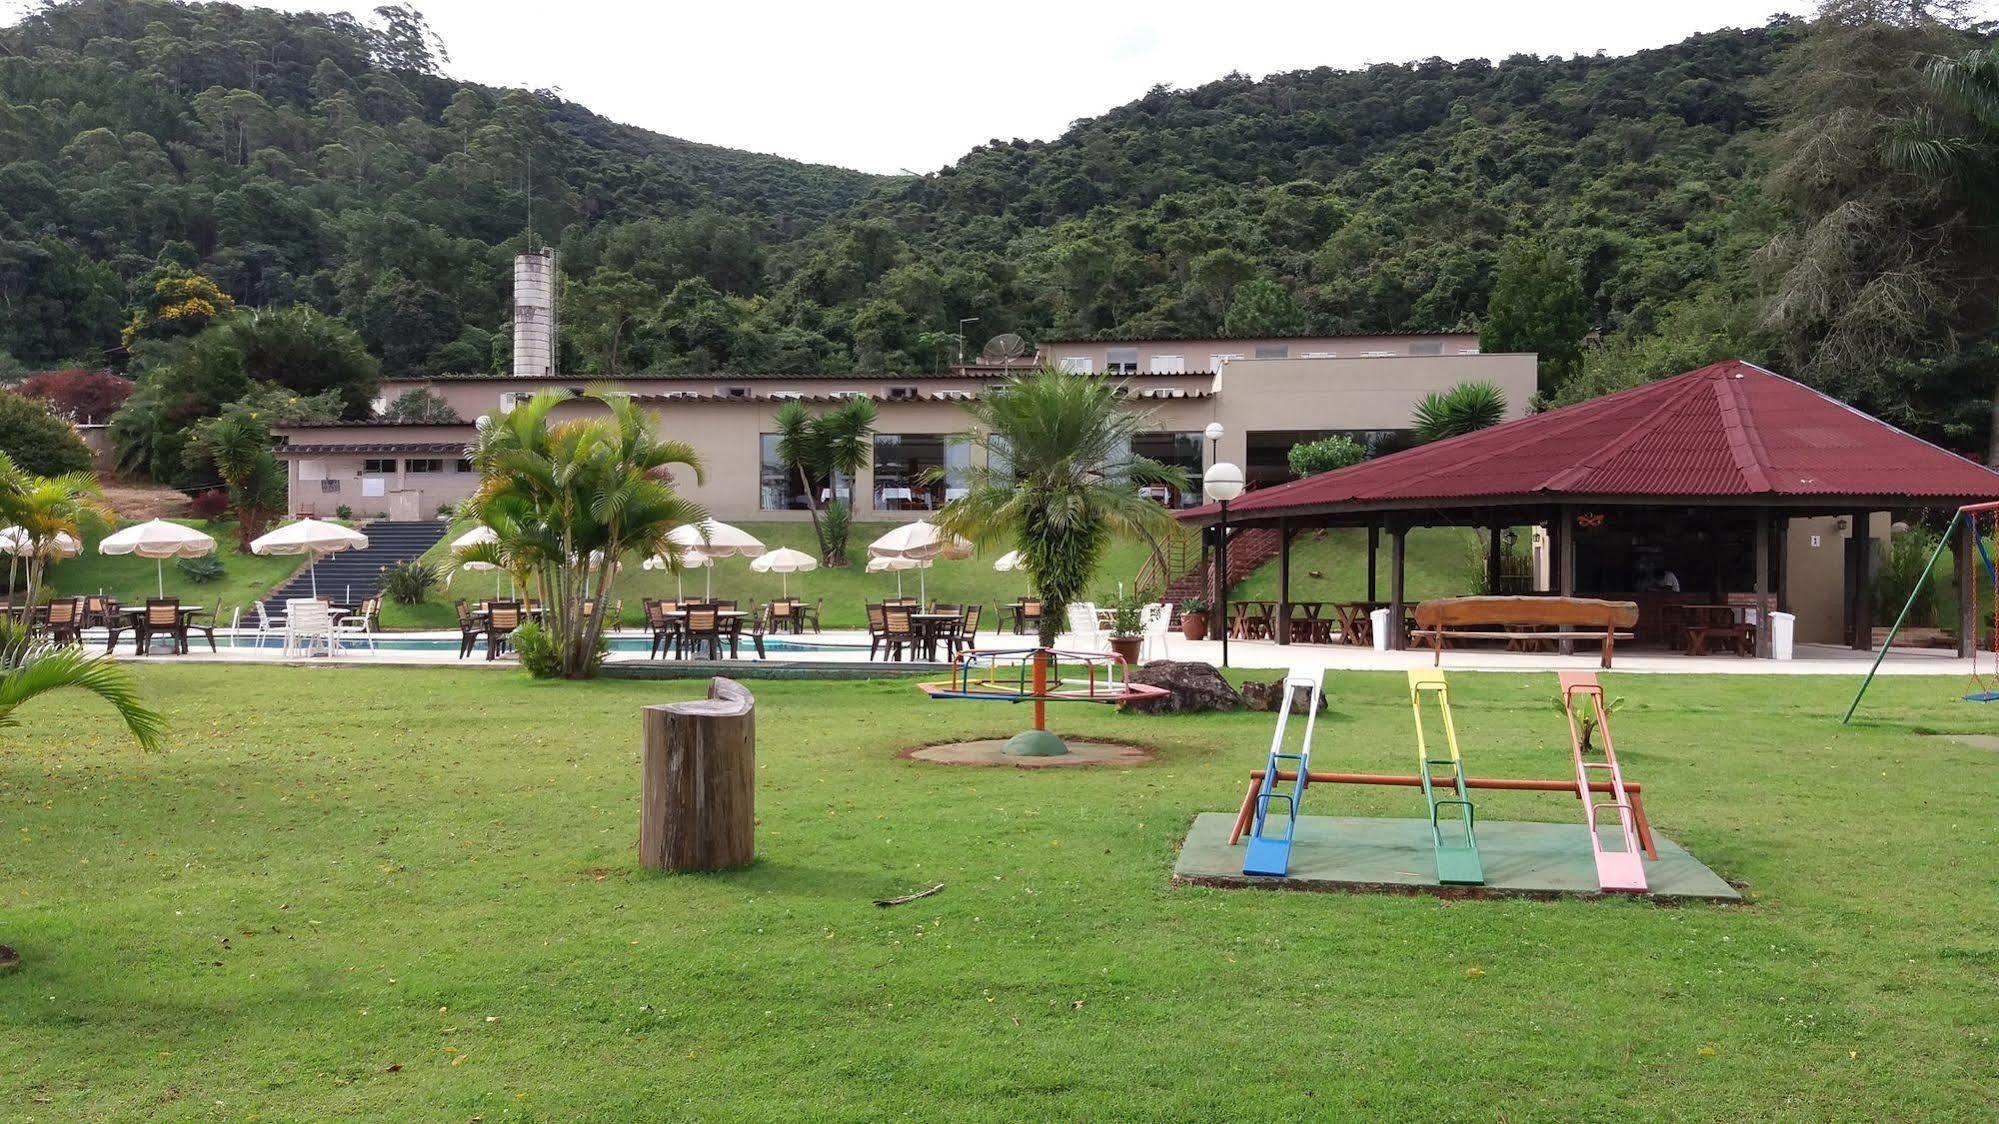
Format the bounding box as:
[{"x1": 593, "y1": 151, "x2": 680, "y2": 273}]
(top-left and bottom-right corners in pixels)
[
  {"x1": 1105, "y1": 590, "x2": 1145, "y2": 665},
  {"x1": 1179, "y1": 597, "x2": 1210, "y2": 641}
]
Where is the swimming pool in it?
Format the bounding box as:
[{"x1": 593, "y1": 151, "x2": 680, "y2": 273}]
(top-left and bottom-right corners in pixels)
[{"x1": 221, "y1": 633, "x2": 864, "y2": 654}]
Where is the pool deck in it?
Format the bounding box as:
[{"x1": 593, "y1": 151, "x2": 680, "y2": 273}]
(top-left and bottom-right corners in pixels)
[{"x1": 104, "y1": 626, "x2": 1970, "y2": 678}]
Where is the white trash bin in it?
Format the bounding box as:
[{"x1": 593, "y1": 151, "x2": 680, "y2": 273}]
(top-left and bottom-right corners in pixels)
[
  {"x1": 1370, "y1": 608, "x2": 1392, "y2": 652},
  {"x1": 1770, "y1": 611, "x2": 1795, "y2": 661}
]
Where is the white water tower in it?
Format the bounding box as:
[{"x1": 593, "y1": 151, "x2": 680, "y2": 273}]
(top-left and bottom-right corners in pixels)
[{"x1": 512, "y1": 248, "x2": 559, "y2": 377}]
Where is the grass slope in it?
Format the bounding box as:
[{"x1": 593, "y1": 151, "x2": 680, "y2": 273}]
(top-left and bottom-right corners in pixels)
[
  {"x1": 42, "y1": 519, "x2": 302, "y2": 620},
  {"x1": 3, "y1": 667, "x2": 1995, "y2": 1119},
  {"x1": 383, "y1": 522, "x2": 1162, "y2": 631},
  {"x1": 1228, "y1": 526, "x2": 1483, "y2": 604}
]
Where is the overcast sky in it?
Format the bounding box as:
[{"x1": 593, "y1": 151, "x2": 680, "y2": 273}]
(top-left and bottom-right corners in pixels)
[{"x1": 256, "y1": 1, "x2": 1821, "y2": 173}]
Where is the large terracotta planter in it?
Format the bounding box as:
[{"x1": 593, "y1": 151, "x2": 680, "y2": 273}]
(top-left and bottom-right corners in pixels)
[
  {"x1": 1180, "y1": 612, "x2": 1208, "y2": 641},
  {"x1": 1109, "y1": 635, "x2": 1143, "y2": 665}
]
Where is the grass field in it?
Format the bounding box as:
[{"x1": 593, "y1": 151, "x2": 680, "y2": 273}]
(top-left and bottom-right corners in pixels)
[
  {"x1": 42, "y1": 519, "x2": 303, "y2": 621},
  {"x1": 4, "y1": 666, "x2": 1995, "y2": 1120}
]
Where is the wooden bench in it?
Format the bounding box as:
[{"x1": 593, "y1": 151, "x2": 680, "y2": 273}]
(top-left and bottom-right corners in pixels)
[{"x1": 1412, "y1": 596, "x2": 1639, "y2": 669}]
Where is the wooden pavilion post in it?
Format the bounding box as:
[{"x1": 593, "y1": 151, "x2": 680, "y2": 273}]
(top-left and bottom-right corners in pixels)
[
  {"x1": 1555, "y1": 505, "x2": 1575, "y2": 654},
  {"x1": 1754, "y1": 508, "x2": 1772, "y2": 658},
  {"x1": 1958, "y1": 514, "x2": 1977, "y2": 659},
  {"x1": 1388, "y1": 523, "x2": 1407, "y2": 650},
  {"x1": 1485, "y1": 519, "x2": 1503, "y2": 594},
  {"x1": 1276, "y1": 517, "x2": 1292, "y2": 645},
  {"x1": 1366, "y1": 523, "x2": 1379, "y2": 602},
  {"x1": 1848, "y1": 509, "x2": 1873, "y2": 650}
]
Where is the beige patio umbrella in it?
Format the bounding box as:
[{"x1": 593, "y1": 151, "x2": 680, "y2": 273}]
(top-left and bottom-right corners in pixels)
[
  {"x1": 666, "y1": 520, "x2": 764, "y2": 599},
  {"x1": 866, "y1": 520, "x2": 966, "y2": 603},
  {"x1": 867, "y1": 553, "x2": 930, "y2": 599},
  {"x1": 448, "y1": 524, "x2": 505, "y2": 594},
  {"x1": 250, "y1": 518, "x2": 369, "y2": 599},
  {"x1": 749, "y1": 546, "x2": 818, "y2": 597},
  {"x1": 992, "y1": 549, "x2": 1027, "y2": 572},
  {"x1": 644, "y1": 547, "x2": 710, "y2": 600},
  {"x1": 0, "y1": 527, "x2": 82, "y2": 558},
  {"x1": 97, "y1": 518, "x2": 218, "y2": 597}
]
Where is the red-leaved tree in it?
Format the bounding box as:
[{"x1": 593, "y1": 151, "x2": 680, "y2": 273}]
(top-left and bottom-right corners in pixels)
[{"x1": 16, "y1": 369, "x2": 135, "y2": 424}]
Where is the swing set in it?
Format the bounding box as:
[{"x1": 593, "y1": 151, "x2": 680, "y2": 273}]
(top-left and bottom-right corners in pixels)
[{"x1": 1842, "y1": 500, "x2": 1999, "y2": 723}]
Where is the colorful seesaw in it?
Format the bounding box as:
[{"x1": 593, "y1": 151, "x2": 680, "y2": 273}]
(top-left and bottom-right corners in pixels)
[{"x1": 1229, "y1": 669, "x2": 1656, "y2": 893}]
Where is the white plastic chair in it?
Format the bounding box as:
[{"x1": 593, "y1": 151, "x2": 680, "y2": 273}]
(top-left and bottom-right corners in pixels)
[
  {"x1": 253, "y1": 601, "x2": 286, "y2": 650},
  {"x1": 283, "y1": 598, "x2": 335, "y2": 658},
  {"x1": 1139, "y1": 601, "x2": 1173, "y2": 661},
  {"x1": 332, "y1": 597, "x2": 378, "y2": 654},
  {"x1": 1065, "y1": 602, "x2": 1103, "y2": 652}
]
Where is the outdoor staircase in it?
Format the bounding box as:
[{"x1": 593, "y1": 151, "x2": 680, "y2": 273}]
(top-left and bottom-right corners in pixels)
[
  {"x1": 258, "y1": 520, "x2": 447, "y2": 615},
  {"x1": 1153, "y1": 526, "x2": 1285, "y2": 610}
]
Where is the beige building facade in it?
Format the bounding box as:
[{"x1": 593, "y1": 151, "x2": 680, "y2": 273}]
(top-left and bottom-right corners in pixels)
[{"x1": 275, "y1": 342, "x2": 1538, "y2": 523}]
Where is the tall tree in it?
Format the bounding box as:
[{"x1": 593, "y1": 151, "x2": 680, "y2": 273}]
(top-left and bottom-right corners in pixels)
[
  {"x1": 1481, "y1": 240, "x2": 1588, "y2": 395},
  {"x1": 771, "y1": 397, "x2": 876, "y2": 566},
  {"x1": 1221, "y1": 279, "x2": 1309, "y2": 337}
]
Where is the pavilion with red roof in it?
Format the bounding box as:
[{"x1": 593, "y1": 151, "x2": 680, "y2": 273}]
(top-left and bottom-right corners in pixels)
[{"x1": 1177, "y1": 360, "x2": 1999, "y2": 657}]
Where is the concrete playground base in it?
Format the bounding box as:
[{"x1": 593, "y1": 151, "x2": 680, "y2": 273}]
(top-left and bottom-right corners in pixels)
[
  {"x1": 1173, "y1": 813, "x2": 1740, "y2": 902},
  {"x1": 903, "y1": 739, "x2": 1154, "y2": 768}
]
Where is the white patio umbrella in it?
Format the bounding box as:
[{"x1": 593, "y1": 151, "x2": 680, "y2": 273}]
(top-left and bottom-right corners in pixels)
[
  {"x1": 749, "y1": 546, "x2": 818, "y2": 597},
  {"x1": 867, "y1": 554, "x2": 930, "y2": 599},
  {"x1": 448, "y1": 525, "x2": 503, "y2": 594},
  {"x1": 0, "y1": 527, "x2": 82, "y2": 558},
  {"x1": 992, "y1": 549, "x2": 1026, "y2": 572},
  {"x1": 97, "y1": 518, "x2": 218, "y2": 596},
  {"x1": 666, "y1": 520, "x2": 764, "y2": 599},
  {"x1": 249, "y1": 518, "x2": 369, "y2": 599},
  {"x1": 645, "y1": 547, "x2": 710, "y2": 599},
  {"x1": 867, "y1": 520, "x2": 966, "y2": 603}
]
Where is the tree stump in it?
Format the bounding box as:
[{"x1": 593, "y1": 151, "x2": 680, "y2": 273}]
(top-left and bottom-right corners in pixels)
[{"x1": 640, "y1": 677, "x2": 755, "y2": 872}]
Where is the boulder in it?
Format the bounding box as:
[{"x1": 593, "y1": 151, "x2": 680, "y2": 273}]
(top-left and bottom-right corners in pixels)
[
  {"x1": 1124, "y1": 660, "x2": 1243, "y2": 714},
  {"x1": 1240, "y1": 676, "x2": 1329, "y2": 714}
]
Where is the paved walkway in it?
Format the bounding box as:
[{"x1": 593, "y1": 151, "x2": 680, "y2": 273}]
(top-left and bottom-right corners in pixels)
[{"x1": 95, "y1": 627, "x2": 1968, "y2": 677}]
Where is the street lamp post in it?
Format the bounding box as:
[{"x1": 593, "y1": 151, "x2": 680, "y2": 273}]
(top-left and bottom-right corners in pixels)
[{"x1": 1203, "y1": 458, "x2": 1245, "y2": 668}]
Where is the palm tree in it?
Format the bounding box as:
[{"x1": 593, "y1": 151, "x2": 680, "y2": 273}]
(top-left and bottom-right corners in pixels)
[
  {"x1": 933, "y1": 368, "x2": 1188, "y2": 649},
  {"x1": 0, "y1": 452, "x2": 109, "y2": 608},
  {"x1": 463, "y1": 389, "x2": 705, "y2": 679},
  {"x1": 0, "y1": 621, "x2": 164, "y2": 970},
  {"x1": 772, "y1": 397, "x2": 876, "y2": 566}
]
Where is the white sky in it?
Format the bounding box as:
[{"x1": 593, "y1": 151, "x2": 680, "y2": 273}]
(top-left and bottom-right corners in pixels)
[{"x1": 250, "y1": 1, "x2": 1823, "y2": 173}]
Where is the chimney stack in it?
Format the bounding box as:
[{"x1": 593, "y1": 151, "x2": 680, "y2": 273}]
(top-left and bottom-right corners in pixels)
[{"x1": 513, "y1": 249, "x2": 558, "y2": 378}]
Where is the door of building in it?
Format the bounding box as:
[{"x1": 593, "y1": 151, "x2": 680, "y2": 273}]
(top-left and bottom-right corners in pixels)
[{"x1": 387, "y1": 489, "x2": 420, "y2": 520}]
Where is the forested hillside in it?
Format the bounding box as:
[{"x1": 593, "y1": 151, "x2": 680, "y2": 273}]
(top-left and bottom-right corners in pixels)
[{"x1": 5, "y1": 0, "x2": 1998, "y2": 458}]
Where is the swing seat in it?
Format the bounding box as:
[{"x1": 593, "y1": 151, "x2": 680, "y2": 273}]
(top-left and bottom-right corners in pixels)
[{"x1": 1964, "y1": 691, "x2": 1999, "y2": 702}]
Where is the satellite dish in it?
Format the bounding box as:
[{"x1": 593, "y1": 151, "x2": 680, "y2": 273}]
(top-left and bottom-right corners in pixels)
[{"x1": 980, "y1": 333, "x2": 1029, "y2": 366}]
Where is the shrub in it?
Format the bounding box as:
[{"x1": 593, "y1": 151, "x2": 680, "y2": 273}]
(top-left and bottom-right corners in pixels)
[
  {"x1": 511, "y1": 619, "x2": 606, "y2": 679},
  {"x1": 334, "y1": 504, "x2": 353, "y2": 521},
  {"x1": 176, "y1": 554, "x2": 225, "y2": 583},
  {"x1": 0, "y1": 391, "x2": 92, "y2": 476},
  {"x1": 187, "y1": 488, "x2": 230, "y2": 518},
  {"x1": 1873, "y1": 526, "x2": 1951, "y2": 627},
  {"x1": 1412, "y1": 380, "x2": 1508, "y2": 443},
  {"x1": 15, "y1": 369, "x2": 134, "y2": 424},
  {"x1": 1102, "y1": 588, "x2": 1145, "y2": 637},
  {"x1": 382, "y1": 387, "x2": 462, "y2": 423},
  {"x1": 1287, "y1": 435, "x2": 1368, "y2": 477},
  {"x1": 378, "y1": 559, "x2": 439, "y2": 605},
  {"x1": 822, "y1": 500, "x2": 851, "y2": 566}
]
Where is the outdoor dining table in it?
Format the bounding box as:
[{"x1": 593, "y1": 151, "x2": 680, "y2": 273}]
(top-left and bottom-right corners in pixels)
[
  {"x1": 657, "y1": 609, "x2": 750, "y2": 658},
  {"x1": 909, "y1": 612, "x2": 963, "y2": 661},
  {"x1": 111, "y1": 605, "x2": 206, "y2": 655}
]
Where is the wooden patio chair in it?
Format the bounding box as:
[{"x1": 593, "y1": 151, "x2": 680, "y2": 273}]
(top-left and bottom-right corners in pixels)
[
  {"x1": 1018, "y1": 597, "x2": 1042, "y2": 636},
  {"x1": 137, "y1": 598, "x2": 185, "y2": 655},
  {"x1": 484, "y1": 601, "x2": 524, "y2": 661},
  {"x1": 683, "y1": 607, "x2": 723, "y2": 659},
  {"x1": 183, "y1": 604, "x2": 220, "y2": 653},
  {"x1": 952, "y1": 604, "x2": 982, "y2": 655},
  {"x1": 882, "y1": 608, "x2": 921, "y2": 662},
  {"x1": 768, "y1": 598, "x2": 796, "y2": 635},
  {"x1": 43, "y1": 597, "x2": 83, "y2": 647},
  {"x1": 866, "y1": 603, "x2": 890, "y2": 660},
  {"x1": 799, "y1": 598, "x2": 822, "y2": 634},
  {"x1": 645, "y1": 599, "x2": 680, "y2": 659},
  {"x1": 454, "y1": 599, "x2": 484, "y2": 659}
]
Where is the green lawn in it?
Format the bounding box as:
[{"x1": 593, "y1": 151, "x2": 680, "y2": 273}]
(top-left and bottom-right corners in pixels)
[
  {"x1": 383, "y1": 521, "x2": 1162, "y2": 631},
  {"x1": 3, "y1": 666, "x2": 1995, "y2": 1119},
  {"x1": 42, "y1": 519, "x2": 303, "y2": 621}
]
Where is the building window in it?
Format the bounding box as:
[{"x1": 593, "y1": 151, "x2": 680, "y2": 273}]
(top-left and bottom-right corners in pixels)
[
  {"x1": 873, "y1": 433, "x2": 966, "y2": 510},
  {"x1": 362, "y1": 459, "x2": 396, "y2": 474},
  {"x1": 1106, "y1": 347, "x2": 1139, "y2": 374},
  {"x1": 1131, "y1": 432, "x2": 1205, "y2": 507},
  {"x1": 1253, "y1": 344, "x2": 1289, "y2": 359},
  {"x1": 1409, "y1": 340, "x2": 1443, "y2": 356},
  {"x1": 723, "y1": 386, "x2": 752, "y2": 399},
  {"x1": 887, "y1": 386, "x2": 919, "y2": 400},
  {"x1": 1057, "y1": 356, "x2": 1094, "y2": 374},
  {"x1": 455, "y1": 459, "x2": 474, "y2": 473},
  {"x1": 1149, "y1": 355, "x2": 1186, "y2": 374},
  {"x1": 320, "y1": 479, "x2": 342, "y2": 494},
  {"x1": 405, "y1": 459, "x2": 443, "y2": 474},
  {"x1": 499, "y1": 392, "x2": 524, "y2": 414},
  {"x1": 759, "y1": 435, "x2": 851, "y2": 510}
]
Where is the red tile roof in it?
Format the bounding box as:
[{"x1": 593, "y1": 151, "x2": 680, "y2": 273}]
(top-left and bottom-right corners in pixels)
[{"x1": 1184, "y1": 360, "x2": 1999, "y2": 522}]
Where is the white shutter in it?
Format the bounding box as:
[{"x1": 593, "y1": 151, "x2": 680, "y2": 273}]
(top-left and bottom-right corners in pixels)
[
  {"x1": 297, "y1": 459, "x2": 327, "y2": 481},
  {"x1": 1058, "y1": 357, "x2": 1093, "y2": 374},
  {"x1": 1149, "y1": 355, "x2": 1185, "y2": 374}
]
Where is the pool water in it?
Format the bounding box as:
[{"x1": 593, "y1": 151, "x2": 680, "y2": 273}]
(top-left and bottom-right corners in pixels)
[{"x1": 222, "y1": 633, "x2": 862, "y2": 654}]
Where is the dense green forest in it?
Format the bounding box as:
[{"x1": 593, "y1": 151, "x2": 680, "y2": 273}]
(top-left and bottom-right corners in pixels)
[{"x1": 4, "y1": 0, "x2": 1999, "y2": 458}]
